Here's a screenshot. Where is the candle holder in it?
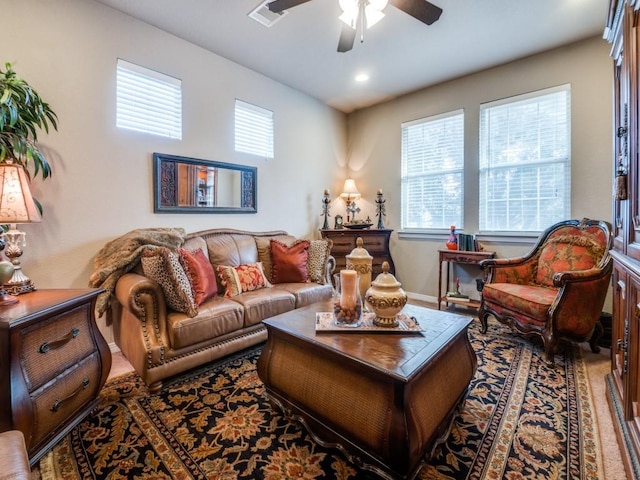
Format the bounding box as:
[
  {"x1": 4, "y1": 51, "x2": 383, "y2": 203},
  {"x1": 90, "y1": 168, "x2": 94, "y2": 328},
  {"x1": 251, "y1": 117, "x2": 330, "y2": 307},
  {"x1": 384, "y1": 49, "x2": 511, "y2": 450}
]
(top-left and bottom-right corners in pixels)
[
  {"x1": 376, "y1": 191, "x2": 386, "y2": 229},
  {"x1": 321, "y1": 190, "x2": 331, "y2": 230},
  {"x1": 332, "y1": 271, "x2": 363, "y2": 327}
]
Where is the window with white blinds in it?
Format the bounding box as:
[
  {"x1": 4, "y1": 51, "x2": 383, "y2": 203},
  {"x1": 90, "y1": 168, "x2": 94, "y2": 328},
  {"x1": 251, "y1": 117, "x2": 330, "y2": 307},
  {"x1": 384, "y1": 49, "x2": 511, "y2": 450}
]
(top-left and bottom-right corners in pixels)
[
  {"x1": 234, "y1": 99, "x2": 274, "y2": 159},
  {"x1": 401, "y1": 110, "x2": 464, "y2": 230},
  {"x1": 479, "y1": 85, "x2": 571, "y2": 232},
  {"x1": 116, "y1": 59, "x2": 182, "y2": 139}
]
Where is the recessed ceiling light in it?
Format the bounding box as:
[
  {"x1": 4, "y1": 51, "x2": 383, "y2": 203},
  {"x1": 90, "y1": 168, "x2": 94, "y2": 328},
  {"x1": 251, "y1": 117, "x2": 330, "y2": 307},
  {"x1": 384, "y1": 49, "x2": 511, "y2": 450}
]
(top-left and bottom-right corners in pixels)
[{"x1": 355, "y1": 73, "x2": 369, "y2": 82}]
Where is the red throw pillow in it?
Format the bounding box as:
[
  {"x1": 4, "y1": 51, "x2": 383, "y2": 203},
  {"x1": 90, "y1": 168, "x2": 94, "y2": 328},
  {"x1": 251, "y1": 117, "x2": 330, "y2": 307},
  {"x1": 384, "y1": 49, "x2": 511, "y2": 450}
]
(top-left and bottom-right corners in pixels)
[
  {"x1": 179, "y1": 248, "x2": 217, "y2": 305},
  {"x1": 270, "y1": 239, "x2": 310, "y2": 284}
]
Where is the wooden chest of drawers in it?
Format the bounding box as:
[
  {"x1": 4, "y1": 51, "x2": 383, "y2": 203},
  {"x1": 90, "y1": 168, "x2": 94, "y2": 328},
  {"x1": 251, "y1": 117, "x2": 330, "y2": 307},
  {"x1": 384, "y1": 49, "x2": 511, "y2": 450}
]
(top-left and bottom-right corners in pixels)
[
  {"x1": 0, "y1": 289, "x2": 111, "y2": 465},
  {"x1": 321, "y1": 229, "x2": 394, "y2": 276}
]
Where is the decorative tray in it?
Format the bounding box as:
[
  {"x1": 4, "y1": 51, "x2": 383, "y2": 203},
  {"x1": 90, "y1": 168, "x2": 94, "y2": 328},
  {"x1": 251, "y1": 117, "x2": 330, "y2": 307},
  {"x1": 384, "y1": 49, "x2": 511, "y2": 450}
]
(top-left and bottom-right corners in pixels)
[
  {"x1": 315, "y1": 312, "x2": 424, "y2": 333},
  {"x1": 344, "y1": 223, "x2": 373, "y2": 230}
]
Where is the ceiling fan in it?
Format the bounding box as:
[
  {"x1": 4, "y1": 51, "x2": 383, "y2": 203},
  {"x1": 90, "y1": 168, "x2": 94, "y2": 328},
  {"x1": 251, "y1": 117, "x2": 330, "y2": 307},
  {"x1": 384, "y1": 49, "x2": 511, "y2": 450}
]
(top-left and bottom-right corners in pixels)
[{"x1": 267, "y1": 0, "x2": 443, "y2": 53}]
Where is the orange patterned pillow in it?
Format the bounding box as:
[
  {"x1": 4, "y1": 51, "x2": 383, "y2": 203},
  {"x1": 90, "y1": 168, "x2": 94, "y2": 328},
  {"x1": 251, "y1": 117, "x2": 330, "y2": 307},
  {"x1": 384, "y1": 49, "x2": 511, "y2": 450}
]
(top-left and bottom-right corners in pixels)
[
  {"x1": 216, "y1": 262, "x2": 271, "y2": 297},
  {"x1": 270, "y1": 239, "x2": 310, "y2": 284}
]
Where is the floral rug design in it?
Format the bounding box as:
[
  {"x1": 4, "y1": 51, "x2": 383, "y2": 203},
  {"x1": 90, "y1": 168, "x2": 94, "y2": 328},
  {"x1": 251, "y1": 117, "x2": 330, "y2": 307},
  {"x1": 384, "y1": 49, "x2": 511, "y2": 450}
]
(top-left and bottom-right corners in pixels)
[{"x1": 35, "y1": 320, "x2": 602, "y2": 479}]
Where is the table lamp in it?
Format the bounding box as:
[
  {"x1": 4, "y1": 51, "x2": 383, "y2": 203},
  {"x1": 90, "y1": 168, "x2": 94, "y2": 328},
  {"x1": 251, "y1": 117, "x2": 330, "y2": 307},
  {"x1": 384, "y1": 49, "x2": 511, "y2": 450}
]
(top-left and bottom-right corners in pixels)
[
  {"x1": 340, "y1": 178, "x2": 361, "y2": 223},
  {"x1": 0, "y1": 164, "x2": 42, "y2": 296}
]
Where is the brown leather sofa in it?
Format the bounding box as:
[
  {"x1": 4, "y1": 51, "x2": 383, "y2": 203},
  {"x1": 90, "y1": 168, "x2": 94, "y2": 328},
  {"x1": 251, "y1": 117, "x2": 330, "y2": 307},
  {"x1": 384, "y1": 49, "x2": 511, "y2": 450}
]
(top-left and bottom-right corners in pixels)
[
  {"x1": 113, "y1": 229, "x2": 335, "y2": 391},
  {"x1": 0, "y1": 430, "x2": 30, "y2": 479}
]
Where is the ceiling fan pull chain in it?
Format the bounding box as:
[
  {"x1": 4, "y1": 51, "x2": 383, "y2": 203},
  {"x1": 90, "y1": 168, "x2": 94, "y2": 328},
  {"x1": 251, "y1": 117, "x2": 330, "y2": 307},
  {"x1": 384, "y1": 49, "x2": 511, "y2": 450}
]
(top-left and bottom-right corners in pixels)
[{"x1": 360, "y1": 0, "x2": 366, "y2": 43}]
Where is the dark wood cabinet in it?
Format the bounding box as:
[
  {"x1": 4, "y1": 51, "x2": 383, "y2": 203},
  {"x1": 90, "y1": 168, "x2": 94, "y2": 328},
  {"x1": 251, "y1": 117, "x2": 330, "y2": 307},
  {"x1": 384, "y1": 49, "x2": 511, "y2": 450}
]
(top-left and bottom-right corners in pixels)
[
  {"x1": 605, "y1": 2, "x2": 640, "y2": 478},
  {"x1": 0, "y1": 289, "x2": 111, "y2": 465},
  {"x1": 320, "y1": 228, "x2": 394, "y2": 277}
]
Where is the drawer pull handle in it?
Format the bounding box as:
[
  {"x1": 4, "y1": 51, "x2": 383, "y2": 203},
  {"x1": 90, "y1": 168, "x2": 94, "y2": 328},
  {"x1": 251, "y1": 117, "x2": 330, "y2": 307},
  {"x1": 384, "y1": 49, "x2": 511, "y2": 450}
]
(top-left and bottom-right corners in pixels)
[
  {"x1": 39, "y1": 327, "x2": 80, "y2": 354},
  {"x1": 51, "y1": 377, "x2": 90, "y2": 412}
]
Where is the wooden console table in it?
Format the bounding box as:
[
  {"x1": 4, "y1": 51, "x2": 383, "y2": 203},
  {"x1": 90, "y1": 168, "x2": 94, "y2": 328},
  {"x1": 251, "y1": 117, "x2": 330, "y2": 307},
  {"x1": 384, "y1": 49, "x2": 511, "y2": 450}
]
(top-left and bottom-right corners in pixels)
[
  {"x1": 321, "y1": 228, "x2": 394, "y2": 276},
  {"x1": 0, "y1": 289, "x2": 112, "y2": 465},
  {"x1": 438, "y1": 249, "x2": 495, "y2": 310}
]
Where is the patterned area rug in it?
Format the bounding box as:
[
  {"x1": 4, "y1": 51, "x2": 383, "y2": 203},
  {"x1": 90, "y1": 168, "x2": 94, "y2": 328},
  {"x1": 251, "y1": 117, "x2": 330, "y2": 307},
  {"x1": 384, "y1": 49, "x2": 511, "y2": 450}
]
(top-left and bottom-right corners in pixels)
[{"x1": 35, "y1": 320, "x2": 602, "y2": 479}]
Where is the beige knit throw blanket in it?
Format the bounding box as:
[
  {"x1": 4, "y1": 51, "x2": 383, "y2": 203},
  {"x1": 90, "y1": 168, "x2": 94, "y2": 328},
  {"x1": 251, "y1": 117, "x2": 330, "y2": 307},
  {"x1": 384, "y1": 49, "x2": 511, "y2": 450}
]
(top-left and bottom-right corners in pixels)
[{"x1": 89, "y1": 227, "x2": 187, "y2": 317}]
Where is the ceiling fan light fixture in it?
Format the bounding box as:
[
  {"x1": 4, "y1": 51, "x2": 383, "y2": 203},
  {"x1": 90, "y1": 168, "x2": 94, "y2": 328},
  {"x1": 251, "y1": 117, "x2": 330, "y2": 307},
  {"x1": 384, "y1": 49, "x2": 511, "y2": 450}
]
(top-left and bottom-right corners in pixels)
[{"x1": 339, "y1": 0, "x2": 388, "y2": 29}]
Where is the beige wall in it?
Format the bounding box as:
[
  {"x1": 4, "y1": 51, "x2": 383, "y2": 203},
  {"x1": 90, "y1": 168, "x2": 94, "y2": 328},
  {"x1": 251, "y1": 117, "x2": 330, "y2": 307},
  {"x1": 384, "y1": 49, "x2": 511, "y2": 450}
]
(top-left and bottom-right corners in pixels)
[
  {"x1": 4, "y1": 0, "x2": 615, "y2": 341},
  {"x1": 5, "y1": 0, "x2": 347, "y2": 341},
  {"x1": 346, "y1": 36, "x2": 614, "y2": 305}
]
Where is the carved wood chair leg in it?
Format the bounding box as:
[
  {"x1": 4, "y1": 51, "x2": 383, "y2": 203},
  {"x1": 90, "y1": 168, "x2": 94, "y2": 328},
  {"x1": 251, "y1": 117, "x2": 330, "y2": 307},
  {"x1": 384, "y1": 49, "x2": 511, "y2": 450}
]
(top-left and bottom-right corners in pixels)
[
  {"x1": 589, "y1": 320, "x2": 604, "y2": 354},
  {"x1": 478, "y1": 309, "x2": 488, "y2": 334},
  {"x1": 543, "y1": 336, "x2": 557, "y2": 367}
]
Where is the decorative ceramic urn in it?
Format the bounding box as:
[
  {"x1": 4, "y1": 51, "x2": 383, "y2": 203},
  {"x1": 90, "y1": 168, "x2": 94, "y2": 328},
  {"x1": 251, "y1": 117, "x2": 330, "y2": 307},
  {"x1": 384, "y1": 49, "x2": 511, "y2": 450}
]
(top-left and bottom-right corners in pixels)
[
  {"x1": 365, "y1": 261, "x2": 407, "y2": 327},
  {"x1": 346, "y1": 237, "x2": 373, "y2": 301}
]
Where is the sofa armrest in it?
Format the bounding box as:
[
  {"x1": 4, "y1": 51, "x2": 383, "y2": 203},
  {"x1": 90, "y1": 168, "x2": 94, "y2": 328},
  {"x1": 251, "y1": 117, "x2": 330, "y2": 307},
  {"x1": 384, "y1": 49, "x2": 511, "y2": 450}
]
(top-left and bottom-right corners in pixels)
[
  {"x1": 325, "y1": 255, "x2": 336, "y2": 285},
  {"x1": 114, "y1": 272, "x2": 169, "y2": 345},
  {"x1": 0, "y1": 430, "x2": 29, "y2": 479}
]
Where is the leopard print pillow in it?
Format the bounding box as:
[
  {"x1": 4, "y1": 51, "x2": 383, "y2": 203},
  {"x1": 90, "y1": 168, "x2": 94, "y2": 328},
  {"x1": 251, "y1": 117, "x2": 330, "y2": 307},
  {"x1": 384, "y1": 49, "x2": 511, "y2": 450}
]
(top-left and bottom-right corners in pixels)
[
  {"x1": 141, "y1": 247, "x2": 198, "y2": 317},
  {"x1": 307, "y1": 239, "x2": 332, "y2": 284}
]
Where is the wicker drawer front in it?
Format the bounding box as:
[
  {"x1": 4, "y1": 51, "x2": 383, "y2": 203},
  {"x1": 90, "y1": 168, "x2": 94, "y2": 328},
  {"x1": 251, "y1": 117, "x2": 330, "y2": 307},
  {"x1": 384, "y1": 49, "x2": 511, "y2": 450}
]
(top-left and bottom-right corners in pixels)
[
  {"x1": 359, "y1": 235, "x2": 388, "y2": 255},
  {"x1": 30, "y1": 353, "x2": 100, "y2": 448},
  {"x1": 328, "y1": 237, "x2": 355, "y2": 255},
  {"x1": 20, "y1": 304, "x2": 95, "y2": 391}
]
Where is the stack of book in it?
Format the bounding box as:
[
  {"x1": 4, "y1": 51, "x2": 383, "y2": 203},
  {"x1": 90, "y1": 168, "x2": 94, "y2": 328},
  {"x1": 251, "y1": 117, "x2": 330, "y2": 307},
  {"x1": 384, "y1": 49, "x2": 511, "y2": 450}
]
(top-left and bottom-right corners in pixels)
[
  {"x1": 457, "y1": 233, "x2": 480, "y2": 252},
  {"x1": 446, "y1": 291, "x2": 470, "y2": 302}
]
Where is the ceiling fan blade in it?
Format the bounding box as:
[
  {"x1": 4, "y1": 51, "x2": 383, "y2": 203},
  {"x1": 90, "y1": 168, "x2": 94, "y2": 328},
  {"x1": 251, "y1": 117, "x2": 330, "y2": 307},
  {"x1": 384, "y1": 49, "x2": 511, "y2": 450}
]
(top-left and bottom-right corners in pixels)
[
  {"x1": 337, "y1": 24, "x2": 356, "y2": 53},
  {"x1": 267, "y1": 0, "x2": 312, "y2": 14},
  {"x1": 389, "y1": 0, "x2": 443, "y2": 25}
]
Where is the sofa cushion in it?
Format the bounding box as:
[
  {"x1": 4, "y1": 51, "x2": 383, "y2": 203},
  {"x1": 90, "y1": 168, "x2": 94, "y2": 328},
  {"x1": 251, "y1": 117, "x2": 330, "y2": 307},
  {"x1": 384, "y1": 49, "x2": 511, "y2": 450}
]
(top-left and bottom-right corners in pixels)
[
  {"x1": 167, "y1": 297, "x2": 244, "y2": 349},
  {"x1": 230, "y1": 289, "x2": 296, "y2": 327},
  {"x1": 307, "y1": 239, "x2": 332, "y2": 284},
  {"x1": 255, "y1": 235, "x2": 297, "y2": 280},
  {"x1": 141, "y1": 247, "x2": 198, "y2": 317},
  {"x1": 535, "y1": 235, "x2": 603, "y2": 287},
  {"x1": 182, "y1": 236, "x2": 209, "y2": 259},
  {"x1": 179, "y1": 248, "x2": 217, "y2": 305},
  {"x1": 270, "y1": 239, "x2": 310, "y2": 284},
  {"x1": 273, "y1": 283, "x2": 334, "y2": 308},
  {"x1": 482, "y1": 282, "x2": 558, "y2": 326},
  {"x1": 216, "y1": 262, "x2": 271, "y2": 297}
]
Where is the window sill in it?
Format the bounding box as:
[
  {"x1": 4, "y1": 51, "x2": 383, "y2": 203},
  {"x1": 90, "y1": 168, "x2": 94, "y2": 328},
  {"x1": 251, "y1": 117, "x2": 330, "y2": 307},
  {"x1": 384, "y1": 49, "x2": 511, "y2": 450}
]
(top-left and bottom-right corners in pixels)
[{"x1": 397, "y1": 230, "x2": 540, "y2": 244}]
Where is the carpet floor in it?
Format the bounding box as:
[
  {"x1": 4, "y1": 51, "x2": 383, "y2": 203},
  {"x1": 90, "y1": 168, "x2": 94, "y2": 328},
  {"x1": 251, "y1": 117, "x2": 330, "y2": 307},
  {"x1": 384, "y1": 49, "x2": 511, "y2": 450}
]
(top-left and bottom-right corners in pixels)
[{"x1": 35, "y1": 318, "x2": 605, "y2": 479}]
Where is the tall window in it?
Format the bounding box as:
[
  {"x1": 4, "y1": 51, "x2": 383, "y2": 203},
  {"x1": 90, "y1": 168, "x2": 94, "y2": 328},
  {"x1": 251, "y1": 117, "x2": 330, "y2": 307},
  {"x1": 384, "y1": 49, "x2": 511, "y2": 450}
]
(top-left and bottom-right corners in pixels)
[
  {"x1": 116, "y1": 59, "x2": 182, "y2": 139},
  {"x1": 234, "y1": 99, "x2": 274, "y2": 159},
  {"x1": 401, "y1": 110, "x2": 464, "y2": 230},
  {"x1": 479, "y1": 85, "x2": 571, "y2": 232}
]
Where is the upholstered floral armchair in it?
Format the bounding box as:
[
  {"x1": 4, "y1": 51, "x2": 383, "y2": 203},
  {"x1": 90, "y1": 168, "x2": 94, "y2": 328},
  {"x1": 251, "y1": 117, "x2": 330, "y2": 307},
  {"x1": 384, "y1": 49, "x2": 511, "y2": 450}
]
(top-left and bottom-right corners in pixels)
[{"x1": 478, "y1": 218, "x2": 613, "y2": 365}]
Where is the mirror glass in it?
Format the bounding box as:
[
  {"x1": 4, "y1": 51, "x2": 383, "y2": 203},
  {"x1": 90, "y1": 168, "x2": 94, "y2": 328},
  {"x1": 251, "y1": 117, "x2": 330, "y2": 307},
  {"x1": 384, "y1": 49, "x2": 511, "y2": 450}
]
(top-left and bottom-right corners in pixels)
[{"x1": 153, "y1": 153, "x2": 257, "y2": 213}]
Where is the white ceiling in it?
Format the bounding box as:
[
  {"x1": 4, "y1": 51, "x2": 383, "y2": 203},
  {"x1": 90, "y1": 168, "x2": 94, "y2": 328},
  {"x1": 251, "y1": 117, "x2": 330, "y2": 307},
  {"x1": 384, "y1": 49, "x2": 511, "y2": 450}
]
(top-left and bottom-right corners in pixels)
[{"x1": 94, "y1": 0, "x2": 609, "y2": 113}]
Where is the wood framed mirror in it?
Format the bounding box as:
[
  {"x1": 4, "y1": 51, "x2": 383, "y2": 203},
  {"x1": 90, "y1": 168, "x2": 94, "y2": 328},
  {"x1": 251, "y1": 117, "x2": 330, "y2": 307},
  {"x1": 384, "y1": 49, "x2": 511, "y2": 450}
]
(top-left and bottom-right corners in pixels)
[{"x1": 153, "y1": 153, "x2": 257, "y2": 213}]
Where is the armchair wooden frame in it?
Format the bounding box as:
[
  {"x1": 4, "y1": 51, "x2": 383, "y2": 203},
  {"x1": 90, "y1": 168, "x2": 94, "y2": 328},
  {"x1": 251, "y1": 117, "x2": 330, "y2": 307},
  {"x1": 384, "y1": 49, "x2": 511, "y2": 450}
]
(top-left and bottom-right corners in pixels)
[{"x1": 478, "y1": 218, "x2": 613, "y2": 366}]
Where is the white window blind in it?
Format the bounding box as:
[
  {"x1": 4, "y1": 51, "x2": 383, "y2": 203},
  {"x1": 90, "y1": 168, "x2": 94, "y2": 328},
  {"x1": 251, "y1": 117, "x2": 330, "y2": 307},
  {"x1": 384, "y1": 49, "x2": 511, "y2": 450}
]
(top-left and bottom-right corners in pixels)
[
  {"x1": 401, "y1": 110, "x2": 464, "y2": 230},
  {"x1": 116, "y1": 59, "x2": 182, "y2": 139},
  {"x1": 234, "y1": 99, "x2": 274, "y2": 159},
  {"x1": 479, "y1": 85, "x2": 570, "y2": 232}
]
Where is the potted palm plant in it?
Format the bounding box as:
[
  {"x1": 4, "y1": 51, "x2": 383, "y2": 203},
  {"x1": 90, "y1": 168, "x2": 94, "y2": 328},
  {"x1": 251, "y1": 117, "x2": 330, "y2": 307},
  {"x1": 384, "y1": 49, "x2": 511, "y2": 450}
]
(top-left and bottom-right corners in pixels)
[{"x1": 0, "y1": 62, "x2": 57, "y2": 180}]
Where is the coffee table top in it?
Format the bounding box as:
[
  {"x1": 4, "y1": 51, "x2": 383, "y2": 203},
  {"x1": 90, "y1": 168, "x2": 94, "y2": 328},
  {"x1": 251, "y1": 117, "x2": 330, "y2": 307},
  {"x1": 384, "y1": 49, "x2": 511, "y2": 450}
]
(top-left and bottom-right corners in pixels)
[{"x1": 263, "y1": 300, "x2": 473, "y2": 381}]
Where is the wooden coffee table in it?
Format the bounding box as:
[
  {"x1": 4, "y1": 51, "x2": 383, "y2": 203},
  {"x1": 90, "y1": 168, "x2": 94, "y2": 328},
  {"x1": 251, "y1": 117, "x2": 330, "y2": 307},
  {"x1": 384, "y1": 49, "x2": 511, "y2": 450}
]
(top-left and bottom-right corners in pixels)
[{"x1": 257, "y1": 300, "x2": 477, "y2": 480}]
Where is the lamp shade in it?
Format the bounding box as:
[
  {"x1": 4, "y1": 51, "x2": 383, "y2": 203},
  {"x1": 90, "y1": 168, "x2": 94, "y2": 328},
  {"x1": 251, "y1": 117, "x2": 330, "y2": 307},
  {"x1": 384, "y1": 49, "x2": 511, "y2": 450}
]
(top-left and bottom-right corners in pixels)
[
  {"x1": 340, "y1": 178, "x2": 361, "y2": 200},
  {"x1": 0, "y1": 164, "x2": 42, "y2": 224}
]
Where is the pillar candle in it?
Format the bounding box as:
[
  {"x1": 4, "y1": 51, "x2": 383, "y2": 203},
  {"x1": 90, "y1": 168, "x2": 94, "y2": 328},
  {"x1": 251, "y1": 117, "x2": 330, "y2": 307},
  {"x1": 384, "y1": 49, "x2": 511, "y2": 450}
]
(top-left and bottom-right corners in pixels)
[{"x1": 340, "y1": 269, "x2": 358, "y2": 310}]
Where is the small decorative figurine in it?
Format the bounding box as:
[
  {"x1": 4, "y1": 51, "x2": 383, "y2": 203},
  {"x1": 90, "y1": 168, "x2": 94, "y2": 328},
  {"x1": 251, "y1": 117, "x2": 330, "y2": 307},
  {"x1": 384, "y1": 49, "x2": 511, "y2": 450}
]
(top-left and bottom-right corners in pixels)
[
  {"x1": 446, "y1": 225, "x2": 458, "y2": 250},
  {"x1": 321, "y1": 189, "x2": 331, "y2": 229},
  {"x1": 375, "y1": 189, "x2": 386, "y2": 229}
]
